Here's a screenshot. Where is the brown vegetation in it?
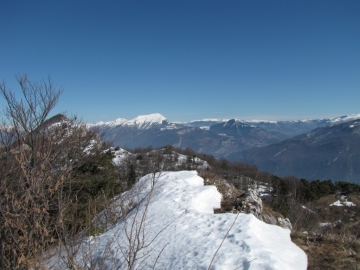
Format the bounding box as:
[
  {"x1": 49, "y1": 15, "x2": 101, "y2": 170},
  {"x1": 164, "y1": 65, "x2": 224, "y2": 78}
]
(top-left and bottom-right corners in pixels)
[{"x1": 0, "y1": 75, "x2": 119, "y2": 269}]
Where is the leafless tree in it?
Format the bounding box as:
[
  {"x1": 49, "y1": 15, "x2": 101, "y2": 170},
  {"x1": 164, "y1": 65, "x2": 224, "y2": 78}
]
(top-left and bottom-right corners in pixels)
[{"x1": 0, "y1": 75, "x2": 103, "y2": 269}]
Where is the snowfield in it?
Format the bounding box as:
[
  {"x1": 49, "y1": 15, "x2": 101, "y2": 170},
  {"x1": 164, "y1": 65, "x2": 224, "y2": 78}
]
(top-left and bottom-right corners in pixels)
[{"x1": 45, "y1": 171, "x2": 307, "y2": 270}]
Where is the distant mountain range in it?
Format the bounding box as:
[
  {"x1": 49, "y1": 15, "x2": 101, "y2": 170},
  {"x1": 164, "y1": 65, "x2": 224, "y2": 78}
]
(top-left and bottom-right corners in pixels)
[
  {"x1": 187, "y1": 114, "x2": 360, "y2": 136},
  {"x1": 92, "y1": 113, "x2": 289, "y2": 157},
  {"x1": 228, "y1": 119, "x2": 360, "y2": 182},
  {"x1": 91, "y1": 113, "x2": 360, "y2": 182}
]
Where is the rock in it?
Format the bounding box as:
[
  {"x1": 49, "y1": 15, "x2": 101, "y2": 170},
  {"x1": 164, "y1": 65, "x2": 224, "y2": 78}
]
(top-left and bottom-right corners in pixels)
[
  {"x1": 277, "y1": 217, "x2": 293, "y2": 230},
  {"x1": 234, "y1": 188, "x2": 263, "y2": 219},
  {"x1": 263, "y1": 214, "x2": 277, "y2": 225},
  {"x1": 233, "y1": 188, "x2": 293, "y2": 231}
]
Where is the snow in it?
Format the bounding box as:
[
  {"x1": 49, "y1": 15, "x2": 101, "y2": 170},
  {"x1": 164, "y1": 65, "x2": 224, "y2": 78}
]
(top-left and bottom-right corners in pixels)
[
  {"x1": 190, "y1": 118, "x2": 229, "y2": 122},
  {"x1": 273, "y1": 148, "x2": 287, "y2": 158},
  {"x1": 255, "y1": 183, "x2": 272, "y2": 197},
  {"x1": 83, "y1": 139, "x2": 98, "y2": 153},
  {"x1": 94, "y1": 113, "x2": 167, "y2": 129},
  {"x1": 127, "y1": 113, "x2": 166, "y2": 128},
  {"x1": 330, "y1": 114, "x2": 360, "y2": 124},
  {"x1": 160, "y1": 125, "x2": 178, "y2": 131},
  {"x1": 349, "y1": 122, "x2": 360, "y2": 128},
  {"x1": 319, "y1": 220, "x2": 342, "y2": 228},
  {"x1": 91, "y1": 113, "x2": 360, "y2": 130},
  {"x1": 174, "y1": 153, "x2": 210, "y2": 170},
  {"x1": 344, "y1": 201, "x2": 356, "y2": 207},
  {"x1": 244, "y1": 119, "x2": 278, "y2": 123},
  {"x1": 330, "y1": 200, "x2": 343, "y2": 206},
  {"x1": 260, "y1": 193, "x2": 270, "y2": 198},
  {"x1": 192, "y1": 186, "x2": 222, "y2": 214},
  {"x1": 92, "y1": 117, "x2": 127, "y2": 127},
  {"x1": 175, "y1": 153, "x2": 188, "y2": 164},
  {"x1": 330, "y1": 200, "x2": 356, "y2": 207},
  {"x1": 256, "y1": 185, "x2": 268, "y2": 193},
  {"x1": 45, "y1": 171, "x2": 307, "y2": 269},
  {"x1": 112, "y1": 148, "x2": 134, "y2": 165},
  {"x1": 301, "y1": 205, "x2": 316, "y2": 214}
]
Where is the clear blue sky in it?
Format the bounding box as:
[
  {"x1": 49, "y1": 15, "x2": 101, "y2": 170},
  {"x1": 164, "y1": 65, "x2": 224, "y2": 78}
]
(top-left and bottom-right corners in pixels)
[{"x1": 1, "y1": 0, "x2": 359, "y2": 123}]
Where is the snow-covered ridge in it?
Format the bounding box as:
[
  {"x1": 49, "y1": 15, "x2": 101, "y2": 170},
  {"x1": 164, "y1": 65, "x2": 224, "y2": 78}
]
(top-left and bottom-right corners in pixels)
[
  {"x1": 188, "y1": 114, "x2": 360, "y2": 126},
  {"x1": 45, "y1": 171, "x2": 307, "y2": 269},
  {"x1": 329, "y1": 114, "x2": 360, "y2": 124},
  {"x1": 189, "y1": 118, "x2": 230, "y2": 123},
  {"x1": 91, "y1": 113, "x2": 360, "y2": 128},
  {"x1": 244, "y1": 114, "x2": 360, "y2": 124},
  {"x1": 95, "y1": 118, "x2": 127, "y2": 127},
  {"x1": 244, "y1": 119, "x2": 279, "y2": 123},
  {"x1": 94, "y1": 113, "x2": 167, "y2": 129}
]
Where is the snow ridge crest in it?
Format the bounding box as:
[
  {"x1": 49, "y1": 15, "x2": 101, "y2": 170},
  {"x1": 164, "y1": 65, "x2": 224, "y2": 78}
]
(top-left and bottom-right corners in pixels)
[{"x1": 96, "y1": 113, "x2": 167, "y2": 129}]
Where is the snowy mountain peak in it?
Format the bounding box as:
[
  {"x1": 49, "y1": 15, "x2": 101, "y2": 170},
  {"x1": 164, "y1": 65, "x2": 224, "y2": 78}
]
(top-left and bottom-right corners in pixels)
[
  {"x1": 92, "y1": 118, "x2": 127, "y2": 127},
  {"x1": 94, "y1": 113, "x2": 168, "y2": 129},
  {"x1": 130, "y1": 113, "x2": 167, "y2": 127},
  {"x1": 329, "y1": 114, "x2": 360, "y2": 124}
]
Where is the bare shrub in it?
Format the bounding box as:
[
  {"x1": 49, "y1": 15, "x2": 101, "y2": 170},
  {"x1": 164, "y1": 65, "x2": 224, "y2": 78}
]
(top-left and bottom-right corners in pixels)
[{"x1": 0, "y1": 75, "x2": 116, "y2": 269}]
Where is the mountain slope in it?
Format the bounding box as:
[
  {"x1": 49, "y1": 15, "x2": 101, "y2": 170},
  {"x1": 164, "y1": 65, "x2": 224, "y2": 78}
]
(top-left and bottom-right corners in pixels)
[
  {"x1": 229, "y1": 120, "x2": 360, "y2": 182},
  {"x1": 241, "y1": 114, "x2": 360, "y2": 136},
  {"x1": 210, "y1": 119, "x2": 288, "y2": 145},
  {"x1": 95, "y1": 114, "x2": 288, "y2": 158}
]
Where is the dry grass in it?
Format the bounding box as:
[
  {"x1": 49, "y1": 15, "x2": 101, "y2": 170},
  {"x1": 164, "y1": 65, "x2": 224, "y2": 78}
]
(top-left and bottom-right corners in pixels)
[
  {"x1": 262, "y1": 203, "x2": 284, "y2": 220},
  {"x1": 293, "y1": 230, "x2": 360, "y2": 269},
  {"x1": 199, "y1": 171, "x2": 241, "y2": 213},
  {"x1": 292, "y1": 194, "x2": 360, "y2": 269},
  {"x1": 202, "y1": 172, "x2": 360, "y2": 269}
]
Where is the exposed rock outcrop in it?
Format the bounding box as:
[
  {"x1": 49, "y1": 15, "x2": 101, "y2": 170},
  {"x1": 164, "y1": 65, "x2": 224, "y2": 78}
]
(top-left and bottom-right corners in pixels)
[
  {"x1": 277, "y1": 217, "x2": 293, "y2": 230},
  {"x1": 234, "y1": 188, "x2": 263, "y2": 218},
  {"x1": 234, "y1": 187, "x2": 293, "y2": 230},
  {"x1": 263, "y1": 214, "x2": 277, "y2": 225}
]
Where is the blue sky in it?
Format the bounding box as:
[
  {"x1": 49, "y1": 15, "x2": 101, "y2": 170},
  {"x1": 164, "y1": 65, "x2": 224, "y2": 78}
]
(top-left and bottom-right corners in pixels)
[{"x1": 1, "y1": 0, "x2": 359, "y2": 123}]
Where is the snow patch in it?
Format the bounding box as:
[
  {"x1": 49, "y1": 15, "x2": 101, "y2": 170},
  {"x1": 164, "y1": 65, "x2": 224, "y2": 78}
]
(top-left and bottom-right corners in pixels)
[
  {"x1": 344, "y1": 201, "x2": 356, "y2": 207},
  {"x1": 273, "y1": 148, "x2": 287, "y2": 158},
  {"x1": 112, "y1": 148, "x2": 134, "y2": 165},
  {"x1": 330, "y1": 200, "x2": 343, "y2": 206},
  {"x1": 330, "y1": 200, "x2": 356, "y2": 207},
  {"x1": 301, "y1": 205, "x2": 316, "y2": 214}
]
